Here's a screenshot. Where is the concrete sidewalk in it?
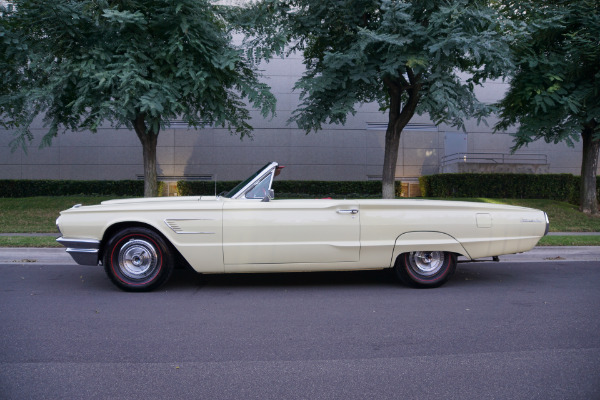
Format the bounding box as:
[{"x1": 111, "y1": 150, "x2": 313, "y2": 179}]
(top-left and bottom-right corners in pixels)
[
  {"x1": 0, "y1": 248, "x2": 74, "y2": 265},
  {"x1": 1, "y1": 246, "x2": 598, "y2": 265},
  {"x1": 469, "y1": 246, "x2": 600, "y2": 263}
]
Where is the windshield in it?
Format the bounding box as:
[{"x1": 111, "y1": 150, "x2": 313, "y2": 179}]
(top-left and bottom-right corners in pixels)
[{"x1": 223, "y1": 163, "x2": 273, "y2": 198}]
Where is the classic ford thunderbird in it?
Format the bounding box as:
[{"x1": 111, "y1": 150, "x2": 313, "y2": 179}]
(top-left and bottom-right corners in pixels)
[{"x1": 56, "y1": 162, "x2": 549, "y2": 291}]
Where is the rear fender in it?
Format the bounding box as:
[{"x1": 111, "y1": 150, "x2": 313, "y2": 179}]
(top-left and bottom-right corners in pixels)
[{"x1": 390, "y1": 231, "x2": 471, "y2": 266}]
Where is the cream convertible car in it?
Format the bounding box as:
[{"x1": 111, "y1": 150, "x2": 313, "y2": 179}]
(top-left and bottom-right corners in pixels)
[{"x1": 56, "y1": 162, "x2": 549, "y2": 291}]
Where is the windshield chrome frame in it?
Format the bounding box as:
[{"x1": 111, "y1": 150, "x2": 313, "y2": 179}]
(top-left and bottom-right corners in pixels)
[{"x1": 226, "y1": 161, "x2": 279, "y2": 200}]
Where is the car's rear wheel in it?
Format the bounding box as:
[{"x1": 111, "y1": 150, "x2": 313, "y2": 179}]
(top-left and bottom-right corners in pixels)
[
  {"x1": 103, "y1": 227, "x2": 173, "y2": 292},
  {"x1": 394, "y1": 251, "x2": 456, "y2": 288}
]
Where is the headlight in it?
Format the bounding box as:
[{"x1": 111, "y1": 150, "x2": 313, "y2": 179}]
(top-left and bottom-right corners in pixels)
[{"x1": 544, "y1": 212, "x2": 550, "y2": 236}]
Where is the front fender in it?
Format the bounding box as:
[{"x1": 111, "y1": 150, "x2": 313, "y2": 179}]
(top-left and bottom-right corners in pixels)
[{"x1": 390, "y1": 231, "x2": 471, "y2": 266}]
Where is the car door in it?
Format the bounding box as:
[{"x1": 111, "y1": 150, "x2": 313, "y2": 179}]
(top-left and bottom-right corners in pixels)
[{"x1": 222, "y1": 199, "x2": 360, "y2": 267}]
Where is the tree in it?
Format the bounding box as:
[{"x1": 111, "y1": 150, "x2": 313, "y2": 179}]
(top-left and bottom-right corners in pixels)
[
  {"x1": 0, "y1": 0, "x2": 275, "y2": 197},
  {"x1": 241, "y1": 0, "x2": 513, "y2": 198},
  {"x1": 494, "y1": 0, "x2": 600, "y2": 214}
]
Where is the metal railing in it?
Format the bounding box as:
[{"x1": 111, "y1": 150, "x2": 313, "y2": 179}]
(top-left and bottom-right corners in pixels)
[{"x1": 440, "y1": 152, "x2": 548, "y2": 167}]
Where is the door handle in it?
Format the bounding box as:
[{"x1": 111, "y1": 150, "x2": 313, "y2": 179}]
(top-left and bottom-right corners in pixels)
[{"x1": 337, "y1": 209, "x2": 359, "y2": 214}]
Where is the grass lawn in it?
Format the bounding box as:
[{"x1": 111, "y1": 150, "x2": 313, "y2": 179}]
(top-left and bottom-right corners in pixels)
[
  {"x1": 538, "y1": 235, "x2": 600, "y2": 246},
  {"x1": 0, "y1": 236, "x2": 61, "y2": 248},
  {"x1": 464, "y1": 198, "x2": 600, "y2": 232},
  {"x1": 0, "y1": 196, "x2": 121, "y2": 233},
  {"x1": 0, "y1": 195, "x2": 598, "y2": 247}
]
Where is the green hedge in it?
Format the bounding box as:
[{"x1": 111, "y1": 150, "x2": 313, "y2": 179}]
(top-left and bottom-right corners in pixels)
[
  {"x1": 177, "y1": 180, "x2": 240, "y2": 196},
  {"x1": 0, "y1": 180, "x2": 145, "y2": 197},
  {"x1": 274, "y1": 180, "x2": 385, "y2": 197},
  {"x1": 178, "y1": 180, "x2": 395, "y2": 197},
  {"x1": 419, "y1": 173, "x2": 599, "y2": 203},
  {"x1": 1, "y1": 179, "x2": 390, "y2": 198},
  {"x1": 5, "y1": 174, "x2": 596, "y2": 201}
]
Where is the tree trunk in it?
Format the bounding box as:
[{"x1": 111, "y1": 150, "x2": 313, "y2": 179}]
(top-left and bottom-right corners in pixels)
[
  {"x1": 382, "y1": 87, "x2": 401, "y2": 199},
  {"x1": 133, "y1": 114, "x2": 160, "y2": 198},
  {"x1": 381, "y1": 126, "x2": 400, "y2": 199},
  {"x1": 580, "y1": 123, "x2": 599, "y2": 215},
  {"x1": 381, "y1": 73, "x2": 421, "y2": 199}
]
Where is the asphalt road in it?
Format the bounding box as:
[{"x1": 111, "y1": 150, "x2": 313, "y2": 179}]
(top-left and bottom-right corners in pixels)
[{"x1": 1, "y1": 260, "x2": 599, "y2": 400}]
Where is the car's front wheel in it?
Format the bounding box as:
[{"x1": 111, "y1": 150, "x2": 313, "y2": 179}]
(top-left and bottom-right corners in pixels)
[
  {"x1": 394, "y1": 251, "x2": 456, "y2": 288},
  {"x1": 103, "y1": 227, "x2": 173, "y2": 292}
]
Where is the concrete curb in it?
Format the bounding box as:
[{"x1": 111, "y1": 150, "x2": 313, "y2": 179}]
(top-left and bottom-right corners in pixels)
[
  {"x1": 1, "y1": 246, "x2": 598, "y2": 265},
  {"x1": 0, "y1": 248, "x2": 74, "y2": 265},
  {"x1": 461, "y1": 246, "x2": 600, "y2": 263}
]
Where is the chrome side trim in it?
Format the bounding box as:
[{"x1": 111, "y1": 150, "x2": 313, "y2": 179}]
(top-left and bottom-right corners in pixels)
[
  {"x1": 56, "y1": 238, "x2": 101, "y2": 249},
  {"x1": 66, "y1": 248, "x2": 100, "y2": 266},
  {"x1": 57, "y1": 237, "x2": 101, "y2": 266},
  {"x1": 164, "y1": 219, "x2": 216, "y2": 234}
]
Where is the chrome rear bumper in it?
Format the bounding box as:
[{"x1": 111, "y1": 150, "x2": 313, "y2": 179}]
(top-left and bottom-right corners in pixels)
[{"x1": 56, "y1": 237, "x2": 101, "y2": 266}]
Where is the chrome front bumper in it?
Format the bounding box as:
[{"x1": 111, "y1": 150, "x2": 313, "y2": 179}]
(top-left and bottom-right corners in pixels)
[{"x1": 56, "y1": 237, "x2": 101, "y2": 266}]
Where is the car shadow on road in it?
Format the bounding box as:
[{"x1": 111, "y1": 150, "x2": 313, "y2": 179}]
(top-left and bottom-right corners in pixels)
[
  {"x1": 451, "y1": 262, "x2": 522, "y2": 287},
  {"x1": 165, "y1": 268, "x2": 402, "y2": 290},
  {"x1": 163, "y1": 261, "x2": 531, "y2": 291},
  {"x1": 76, "y1": 261, "x2": 534, "y2": 292}
]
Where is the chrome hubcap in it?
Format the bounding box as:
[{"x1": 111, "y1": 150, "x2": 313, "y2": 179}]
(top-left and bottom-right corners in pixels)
[
  {"x1": 408, "y1": 251, "x2": 444, "y2": 277},
  {"x1": 118, "y1": 239, "x2": 158, "y2": 280}
]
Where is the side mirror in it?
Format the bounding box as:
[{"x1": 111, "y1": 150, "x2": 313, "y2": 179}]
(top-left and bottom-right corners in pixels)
[{"x1": 261, "y1": 189, "x2": 275, "y2": 202}]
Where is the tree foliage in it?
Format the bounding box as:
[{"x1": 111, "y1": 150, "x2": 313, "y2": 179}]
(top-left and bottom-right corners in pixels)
[
  {"x1": 494, "y1": 0, "x2": 600, "y2": 214},
  {"x1": 239, "y1": 0, "x2": 513, "y2": 198},
  {"x1": 0, "y1": 0, "x2": 275, "y2": 196},
  {"x1": 495, "y1": 0, "x2": 600, "y2": 148}
]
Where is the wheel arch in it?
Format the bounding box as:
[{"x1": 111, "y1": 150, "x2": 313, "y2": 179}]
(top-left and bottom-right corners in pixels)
[
  {"x1": 100, "y1": 221, "x2": 191, "y2": 269},
  {"x1": 390, "y1": 231, "x2": 471, "y2": 267}
]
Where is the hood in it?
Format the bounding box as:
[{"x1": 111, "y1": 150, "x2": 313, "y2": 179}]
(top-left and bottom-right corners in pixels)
[{"x1": 100, "y1": 196, "x2": 207, "y2": 205}]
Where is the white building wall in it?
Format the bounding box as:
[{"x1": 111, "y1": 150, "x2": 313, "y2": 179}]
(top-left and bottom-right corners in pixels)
[{"x1": 0, "y1": 51, "x2": 593, "y2": 182}]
